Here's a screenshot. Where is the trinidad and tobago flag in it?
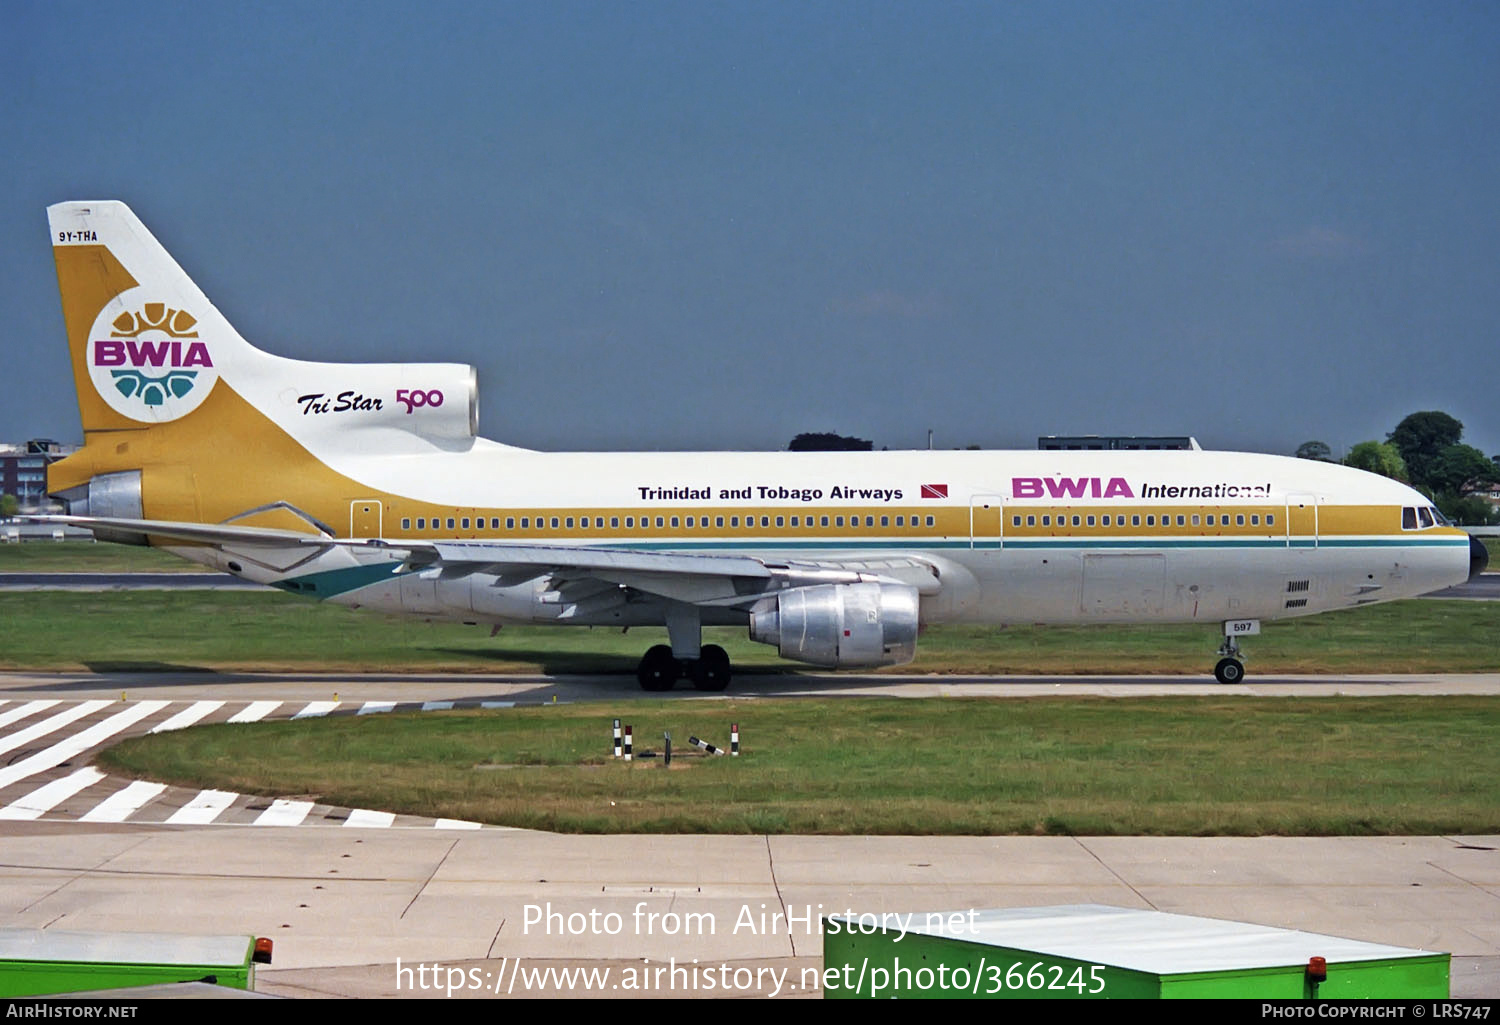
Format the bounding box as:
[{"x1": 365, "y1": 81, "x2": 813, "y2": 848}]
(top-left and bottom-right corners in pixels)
[{"x1": 920, "y1": 484, "x2": 948, "y2": 499}]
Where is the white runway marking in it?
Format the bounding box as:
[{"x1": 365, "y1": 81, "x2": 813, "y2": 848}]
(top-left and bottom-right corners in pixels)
[
  {"x1": 0, "y1": 767, "x2": 107, "y2": 820},
  {"x1": 479, "y1": 701, "x2": 515, "y2": 709},
  {"x1": 434, "y1": 818, "x2": 483, "y2": 830},
  {"x1": 253, "y1": 799, "x2": 314, "y2": 826},
  {"x1": 80, "y1": 780, "x2": 169, "y2": 822},
  {"x1": 149, "y1": 700, "x2": 225, "y2": 733},
  {"x1": 166, "y1": 790, "x2": 239, "y2": 825},
  {"x1": 293, "y1": 701, "x2": 340, "y2": 719},
  {"x1": 344, "y1": 809, "x2": 396, "y2": 828},
  {"x1": 227, "y1": 701, "x2": 281, "y2": 723},
  {"x1": 0, "y1": 700, "x2": 61, "y2": 729},
  {"x1": 0, "y1": 701, "x2": 168, "y2": 789},
  {"x1": 420, "y1": 701, "x2": 454, "y2": 711},
  {"x1": 357, "y1": 701, "x2": 396, "y2": 715},
  {"x1": 0, "y1": 700, "x2": 110, "y2": 758}
]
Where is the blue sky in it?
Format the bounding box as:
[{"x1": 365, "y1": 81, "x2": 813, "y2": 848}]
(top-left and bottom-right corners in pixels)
[{"x1": 3, "y1": 1, "x2": 1496, "y2": 458}]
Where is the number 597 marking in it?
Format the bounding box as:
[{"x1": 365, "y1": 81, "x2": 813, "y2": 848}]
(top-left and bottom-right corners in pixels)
[{"x1": 396, "y1": 389, "x2": 444, "y2": 414}]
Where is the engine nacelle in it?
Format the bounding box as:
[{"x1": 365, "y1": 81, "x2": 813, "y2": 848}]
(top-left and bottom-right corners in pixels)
[
  {"x1": 52, "y1": 470, "x2": 147, "y2": 545},
  {"x1": 749, "y1": 582, "x2": 919, "y2": 668}
]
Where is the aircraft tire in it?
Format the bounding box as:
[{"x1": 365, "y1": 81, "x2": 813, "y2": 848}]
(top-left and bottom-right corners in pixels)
[
  {"x1": 689, "y1": 644, "x2": 732, "y2": 692},
  {"x1": 1214, "y1": 657, "x2": 1245, "y2": 685},
  {"x1": 638, "y1": 645, "x2": 679, "y2": 691}
]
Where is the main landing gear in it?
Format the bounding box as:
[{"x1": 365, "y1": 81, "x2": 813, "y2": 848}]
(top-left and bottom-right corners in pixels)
[
  {"x1": 636, "y1": 604, "x2": 732, "y2": 691},
  {"x1": 637, "y1": 644, "x2": 731, "y2": 692}
]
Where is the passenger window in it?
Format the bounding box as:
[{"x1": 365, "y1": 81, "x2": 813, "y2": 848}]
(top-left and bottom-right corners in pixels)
[
  {"x1": 625, "y1": 516, "x2": 633, "y2": 528},
  {"x1": 791, "y1": 516, "x2": 799, "y2": 527},
  {"x1": 1072, "y1": 515, "x2": 1081, "y2": 527},
  {"x1": 821, "y1": 516, "x2": 830, "y2": 527},
  {"x1": 580, "y1": 517, "x2": 589, "y2": 529},
  {"x1": 1146, "y1": 515, "x2": 1155, "y2": 526},
  {"x1": 1236, "y1": 515, "x2": 1245, "y2": 526},
  {"x1": 897, "y1": 516, "x2": 905, "y2": 526},
  {"x1": 550, "y1": 517, "x2": 559, "y2": 529},
  {"x1": 670, "y1": 516, "x2": 679, "y2": 527},
  {"x1": 1012, "y1": 515, "x2": 1022, "y2": 527},
  {"x1": 1102, "y1": 515, "x2": 1111, "y2": 526},
  {"x1": 881, "y1": 516, "x2": 889, "y2": 527},
  {"x1": 775, "y1": 516, "x2": 784, "y2": 527},
  {"x1": 1266, "y1": 514, "x2": 1274, "y2": 526},
  {"x1": 655, "y1": 517, "x2": 664, "y2": 528},
  {"x1": 836, "y1": 516, "x2": 845, "y2": 526},
  {"x1": 447, "y1": 518, "x2": 456, "y2": 529},
  {"x1": 506, "y1": 517, "x2": 515, "y2": 530},
  {"x1": 1131, "y1": 515, "x2": 1140, "y2": 527},
  {"x1": 1176, "y1": 515, "x2": 1185, "y2": 526},
  {"x1": 1251, "y1": 515, "x2": 1259, "y2": 526},
  {"x1": 462, "y1": 518, "x2": 470, "y2": 529},
  {"x1": 925, "y1": 516, "x2": 935, "y2": 527},
  {"x1": 1027, "y1": 515, "x2": 1036, "y2": 527},
  {"x1": 1206, "y1": 515, "x2": 1215, "y2": 526},
  {"x1": 611, "y1": 517, "x2": 619, "y2": 528}
]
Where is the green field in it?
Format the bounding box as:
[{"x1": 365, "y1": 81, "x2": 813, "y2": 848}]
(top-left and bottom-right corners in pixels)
[
  {"x1": 0, "y1": 590, "x2": 1495, "y2": 674},
  {"x1": 0, "y1": 541, "x2": 194, "y2": 572},
  {"x1": 96, "y1": 697, "x2": 1500, "y2": 835}
]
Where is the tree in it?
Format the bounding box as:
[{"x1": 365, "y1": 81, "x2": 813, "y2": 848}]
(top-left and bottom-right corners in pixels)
[
  {"x1": 1344, "y1": 441, "x2": 1407, "y2": 481},
  {"x1": 0, "y1": 494, "x2": 17, "y2": 518},
  {"x1": 1387, "y1": 411, "x2": 1463, "y2": 490},
  {"x1": 788, "y1": 432, "x2": 873, "y2": 452},
  {"x1": 1295, "y1": 440, "x2": 1333, "y2": 461},
  {"x1": 1427, "y1": 444, "x2": 1499, "y2": 496},
  {"x1": 1436, "y1": 493, "x2": 1500, "y2": 527}
]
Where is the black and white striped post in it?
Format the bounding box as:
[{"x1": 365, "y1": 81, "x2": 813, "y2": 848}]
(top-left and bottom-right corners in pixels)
[
  {"x1": 623, "y1": 725, "x2": 633, "y2": 762},
  {"x1": 688, "y1": 736, "x2": 724, "y2": 756},
  {"x1": 613, "y1": 718, "x2": 622, "y2": 758},
  {"x1": 731, "y1": 723, "x2": 739, "y2": 756}
]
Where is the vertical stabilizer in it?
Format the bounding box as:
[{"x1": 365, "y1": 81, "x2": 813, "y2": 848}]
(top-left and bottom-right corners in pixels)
[{"x1": 48, "y1": 201, "x2": 267, "y2": 436}]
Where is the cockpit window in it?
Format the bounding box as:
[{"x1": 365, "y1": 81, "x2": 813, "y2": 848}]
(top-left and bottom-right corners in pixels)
[
  {"x1": 1417, "y1": 507, "x2": 1434, "y2": 528},
  {"x1": 1402, "y1": 507, "x2": 1418, "y2": 530},
  {"x1": 1432, "y1": 506, "x2": 1452, "y2": 527}
]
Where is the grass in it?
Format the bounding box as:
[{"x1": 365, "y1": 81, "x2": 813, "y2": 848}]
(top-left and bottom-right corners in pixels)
[
  {"x1": 0, "y1": 590, "x2": 1495, "y2": 674},
  {"x1": 96, "y1": 696, "x2": 1500, "y2": 835},
  {"x1": 0, "y1": 541, "x2": 196, "y2": 572}
]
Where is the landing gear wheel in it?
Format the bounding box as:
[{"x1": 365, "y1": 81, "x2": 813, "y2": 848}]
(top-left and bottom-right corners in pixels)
[
  {"x1": 1214, "y1": 657, "x2": 1245, "y2": 685},
  {"x1": 637, "y1": 644, "x2": 679, "y2": 691},
  {"x1": 690, "y1": 644, "x2": 732, "y2": 692}
]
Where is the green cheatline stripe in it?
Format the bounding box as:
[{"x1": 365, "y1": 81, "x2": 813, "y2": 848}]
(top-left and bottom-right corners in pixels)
[
  {"x1": 272, "y1": 562, "x2": 400, "y2": 598},
  {"x1": 279, "y1": 534, "x2": 1468, "y2": 598}
]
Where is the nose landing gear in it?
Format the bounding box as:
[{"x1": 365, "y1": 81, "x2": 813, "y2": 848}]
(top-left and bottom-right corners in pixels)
[{"x1": 1214, "y1": 631, "x2": 1248, "y2": 684}]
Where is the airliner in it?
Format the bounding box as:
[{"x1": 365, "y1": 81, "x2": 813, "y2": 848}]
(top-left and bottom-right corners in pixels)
[{"x1": 34, "y1": 202, "x2": 1487, "y2": 689}]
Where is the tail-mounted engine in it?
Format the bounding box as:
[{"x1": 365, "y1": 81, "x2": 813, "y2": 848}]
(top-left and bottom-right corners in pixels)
[{"x1": 748, "y1": 582, "x2": 919, "y2": 668}]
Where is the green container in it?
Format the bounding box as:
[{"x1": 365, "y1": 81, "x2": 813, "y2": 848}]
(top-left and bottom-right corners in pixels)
[
  {"x1": 822, "y1": 904, "x2": 1448, "y2": 999},
  {"x1": 0, "y1": 929, "x2": 258, "y2": 996}
]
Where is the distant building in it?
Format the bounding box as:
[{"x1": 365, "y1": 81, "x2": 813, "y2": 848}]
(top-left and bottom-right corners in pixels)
[
  {"x1": 1, "y1": 439, "x2": 77, "y2": 510},
  {"x1": 1038, "y1": 435, "x2": 1200, "y2": 451}
]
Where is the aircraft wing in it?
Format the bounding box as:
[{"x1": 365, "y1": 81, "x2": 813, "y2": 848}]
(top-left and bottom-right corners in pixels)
[
  {"x1": 27, "y1": 514, "x2": 941, "y2": 607},
  {"x1": 360, "y1": 539, "x2": 943, "y2": 608}
]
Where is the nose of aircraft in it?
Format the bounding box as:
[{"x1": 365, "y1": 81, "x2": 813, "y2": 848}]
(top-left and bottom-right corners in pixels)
[{"x1": 1472, "y1": 534, "x2": 1490, "y2": 581}]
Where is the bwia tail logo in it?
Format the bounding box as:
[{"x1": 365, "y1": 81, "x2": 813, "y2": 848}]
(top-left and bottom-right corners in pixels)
[{"x1": 87, "y1": 293, "x2": 219, "y2": 422}]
